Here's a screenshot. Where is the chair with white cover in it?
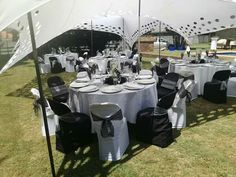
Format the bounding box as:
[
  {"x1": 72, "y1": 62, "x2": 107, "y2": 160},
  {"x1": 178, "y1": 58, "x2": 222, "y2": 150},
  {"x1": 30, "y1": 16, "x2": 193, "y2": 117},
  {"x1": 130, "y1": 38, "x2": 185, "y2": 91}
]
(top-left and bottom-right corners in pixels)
[
  {"x1": 30, "y1": 88, "x2": 57, "y2": 136},
  {"x1": 65, "y1": 56, "x2": 75, "y2": 72},
  {"x1": 90, "y1": 103, "x2": 129, "y2": 161},
  {"x1": 168, "y1": 80, "x2": 195, "y2": 129},
  {"x1": 227, "y1": 77, "x2": 236, "y2": 97}
]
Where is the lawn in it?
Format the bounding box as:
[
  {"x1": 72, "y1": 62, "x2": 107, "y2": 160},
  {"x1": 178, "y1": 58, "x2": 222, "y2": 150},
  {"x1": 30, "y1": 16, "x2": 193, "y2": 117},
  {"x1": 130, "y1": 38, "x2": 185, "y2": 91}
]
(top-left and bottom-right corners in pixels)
[
  {"x1": 142, "y1": 43, "x2": 236, "y2": 62},
  {"x1": 0, "y1": 59, "x2": 236, "y2": 177}
]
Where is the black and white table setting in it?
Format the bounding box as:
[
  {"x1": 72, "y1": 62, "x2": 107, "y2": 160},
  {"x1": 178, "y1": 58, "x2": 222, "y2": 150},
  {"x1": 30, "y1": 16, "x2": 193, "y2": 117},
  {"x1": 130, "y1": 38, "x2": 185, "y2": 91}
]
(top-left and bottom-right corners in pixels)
[{"x1": 69, "y1": 71, "x2": 157, "y2": 124}]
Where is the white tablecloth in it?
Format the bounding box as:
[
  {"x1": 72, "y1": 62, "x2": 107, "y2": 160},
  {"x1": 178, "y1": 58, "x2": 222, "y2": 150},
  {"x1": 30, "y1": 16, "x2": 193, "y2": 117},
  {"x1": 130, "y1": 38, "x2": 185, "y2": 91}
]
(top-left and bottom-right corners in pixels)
[
  {"x1": 69, "y1": 83, "x2": 157, "y2": 124},
  {"x1": 173, "y1": 63, "x2": 229, "y2": 95}
]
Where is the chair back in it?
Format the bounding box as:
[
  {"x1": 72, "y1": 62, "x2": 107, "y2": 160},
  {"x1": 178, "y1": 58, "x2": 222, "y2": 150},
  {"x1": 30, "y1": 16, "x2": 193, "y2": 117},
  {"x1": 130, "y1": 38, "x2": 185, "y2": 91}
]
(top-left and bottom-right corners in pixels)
[
  {"x1": 152, "y1": 65, "x2": 166, "y2": 76},
  {"x1": 90, "y1": 103, "x2": 123, "y2": 138},
  {"x1": 160, "y1": 58, "x2": 169, "y2": 70},
  {"x1": 157, "y1": 90, "x2": 178, "y2": 109},
  {"x1": 212, "y1": 70, "x2": 231, "y2": 82},
  {"x1": 160, "y1": 72, "x2": 179, "y2": 90},
  {"x1": 199, "y1": 59, "x2": 206, "y2": 63},
  {"x1": 47, "y1": 99, "x2": 71, "y2": 116},
  {"x1": 47, "y1": 76, "x2": 65, "y2": 87},
  {"x1": 30, "y1": 88, "x2": 40, "y2": 100}
]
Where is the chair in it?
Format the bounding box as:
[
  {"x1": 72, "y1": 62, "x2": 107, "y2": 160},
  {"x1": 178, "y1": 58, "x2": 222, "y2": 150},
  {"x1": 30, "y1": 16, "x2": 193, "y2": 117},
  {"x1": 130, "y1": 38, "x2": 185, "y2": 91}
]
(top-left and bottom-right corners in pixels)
[
  {"x1": 49, "y1": 56, "x2": 64, "y2": 73},
  {"x1": 203, "y1": 70, "x2": 231, "y2": 103},
  {"x1": 65, "y1": 56, "x2": 75, "y2": 72},
  {"x1": 168, "y1": 80, "x2": 195, "y2": 129},
  {"x1": 48, "y1": 99, "x2": 92, "y2": 154},
  {"x1": 90, "y1": 103, "x2": 129, "y2": 161},
  {"x1": 160, "y1": 58, "x2": 169, "y2": 73},
  {"x1": 47, "y1": 76, "x2": 69, "y2": 103},
  {"x1": 136, "y1": 90, "x2": 177, "y2": 148},
  {"x1": 30, "y1": 88, "x2": 57, "y2": 136},
  {"x1": 227, "y1": 77, "x2": 236, "y2": 97},
  {"x1": 199, "y1": 59, "x2": 206, "y2": 63},
  {"x1": 157, "y1": 72, "x2": 180, "y2": 99}
]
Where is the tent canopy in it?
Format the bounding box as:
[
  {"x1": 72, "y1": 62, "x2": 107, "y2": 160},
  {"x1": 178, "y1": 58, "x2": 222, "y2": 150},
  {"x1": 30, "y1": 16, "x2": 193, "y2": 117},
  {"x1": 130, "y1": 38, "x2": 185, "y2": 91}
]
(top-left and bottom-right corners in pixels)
[{"x1": 0, "y1": 0, "x2": 236, "y2": 73}]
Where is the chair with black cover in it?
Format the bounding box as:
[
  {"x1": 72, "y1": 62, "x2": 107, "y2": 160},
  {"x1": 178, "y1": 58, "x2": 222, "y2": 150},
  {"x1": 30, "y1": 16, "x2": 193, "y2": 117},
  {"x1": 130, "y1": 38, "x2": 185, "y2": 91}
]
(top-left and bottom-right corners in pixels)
[
  {"x1": 160, "y1": 58, "x2": 169, "y2": 74},
  {"x1": 136, "y1": 90, "x2": 177, "y2": 148},
  {"x1": 90, "y1": 103, "x2": 129, "y2": 161},
  {"x1": 230, "y1": 72, "x2": 236, "y2": 77},
  {"x1": 49, "y1": 56, "x2": 64, "y2": 73},
  {"x1": 199, "y1": 59, "x2": 206, "y2": 63},
  {"x1": 47, "y1": 76, "x2": 69, "y2": 103},
  {"x1": 48, "y1": 99, "x2": 92, "y2": 154},
  {"x1": 157, "y1": 72, "x2": 180, "y2": 99},
  {"x1": 203, "y1": 70, "x2": 231, "y2": 103}
]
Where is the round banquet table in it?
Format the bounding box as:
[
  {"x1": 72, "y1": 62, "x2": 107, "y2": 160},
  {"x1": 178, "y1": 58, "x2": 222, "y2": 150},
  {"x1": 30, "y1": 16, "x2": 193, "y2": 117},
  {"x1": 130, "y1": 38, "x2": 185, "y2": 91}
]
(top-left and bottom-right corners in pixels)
[
  {"x1": 173, "y1": 63, "x2": 229, "y2": 95},
  {"x1": 69, "y1": 82, "x2": 157, "y2": 124}
]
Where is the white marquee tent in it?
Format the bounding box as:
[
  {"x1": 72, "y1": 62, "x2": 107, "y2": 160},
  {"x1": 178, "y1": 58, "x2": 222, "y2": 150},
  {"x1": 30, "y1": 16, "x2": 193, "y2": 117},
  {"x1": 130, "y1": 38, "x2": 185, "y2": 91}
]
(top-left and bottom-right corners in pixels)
[{"x1": 1, "y1": 0, "x2": 236, "y2": 73}]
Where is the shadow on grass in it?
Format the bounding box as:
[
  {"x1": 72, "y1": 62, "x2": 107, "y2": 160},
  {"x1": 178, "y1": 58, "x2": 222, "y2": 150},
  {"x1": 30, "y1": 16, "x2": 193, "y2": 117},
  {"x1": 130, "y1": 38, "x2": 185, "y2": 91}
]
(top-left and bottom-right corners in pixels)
[
  {"x1": 6, "y1": 72, "x2": 76, "y2": 99},
  {"x1": 0, "y1": 155, "x2": 8, "y2": 165},
  {"x1": 56, "y1": 138, "x2": 149, "y2": 177},
  {"x1": 186, "y1": 97, "x2": 236, "y2": 128}
]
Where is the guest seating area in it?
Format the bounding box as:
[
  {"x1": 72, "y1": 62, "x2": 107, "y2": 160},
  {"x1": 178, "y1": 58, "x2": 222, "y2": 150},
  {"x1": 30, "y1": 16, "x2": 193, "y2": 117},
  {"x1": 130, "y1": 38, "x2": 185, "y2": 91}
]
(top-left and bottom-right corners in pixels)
[{"x1": 29, "y1": 54, "x2": 236, "y2": 162}]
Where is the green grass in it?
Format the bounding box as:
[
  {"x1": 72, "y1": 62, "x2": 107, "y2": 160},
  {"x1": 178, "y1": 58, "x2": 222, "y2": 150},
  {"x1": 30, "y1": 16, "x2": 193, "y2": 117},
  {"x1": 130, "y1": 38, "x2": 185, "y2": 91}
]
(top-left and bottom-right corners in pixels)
[
  {"x1": 142, "y1": 43, "x2": 236, "y2": 61},
  {"x1": 0, "y1": 59, "x2": 236, "y2": 177}
]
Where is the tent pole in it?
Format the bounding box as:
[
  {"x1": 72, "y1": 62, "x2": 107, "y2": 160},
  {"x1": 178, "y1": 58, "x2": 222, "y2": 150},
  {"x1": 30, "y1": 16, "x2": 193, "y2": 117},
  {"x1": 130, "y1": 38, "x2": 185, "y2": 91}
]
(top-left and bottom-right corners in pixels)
[
  {"x1": 159, "y1": 21, "x2": 161, "y2": 60},
  {"x1": 27, "y1": 12, "x2": 56, "y2": 177},
  {"x1": 90, "y1": 20, "x2": 93, "y2": 56},
  {"x1": 138, "y1": 0, "x2": 141, "y2": 71},
  {"x1": 122, "y1": 18, "x2": 125, "y2": 51}
]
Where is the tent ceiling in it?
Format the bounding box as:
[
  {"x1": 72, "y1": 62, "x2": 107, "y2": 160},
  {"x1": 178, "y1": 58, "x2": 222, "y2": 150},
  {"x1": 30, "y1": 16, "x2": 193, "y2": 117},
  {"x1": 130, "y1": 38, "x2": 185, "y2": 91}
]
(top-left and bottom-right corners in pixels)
[{"x1": 0, "y1": 0, "x2": 236, "y2": 73}]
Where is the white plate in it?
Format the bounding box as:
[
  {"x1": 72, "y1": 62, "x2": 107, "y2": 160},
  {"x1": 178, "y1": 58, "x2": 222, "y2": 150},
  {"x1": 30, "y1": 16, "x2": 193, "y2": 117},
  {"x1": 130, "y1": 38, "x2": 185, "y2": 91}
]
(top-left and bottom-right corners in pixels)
[
  {"x1": 76, "y1": 71, "x2": 88, "y2": 78},
  {"x1": 93, "y1": 74, "x2": 103, "y2": 79},
  {"x1": 78, "y1": 85, "x2": 99, "y2": 93},
  {"x1": 70, "y1": 81, "x2": 89, "y2": 88},
  {"x1": 75, "y1": 77, "x2": 90, "y2": 83},
  {"x1": 123, "y1": 82, "x2": 145, "y2": 90},
  {"x1": 136, "y1": 78, "x2": 156, "y2": 85},
  {"x1": 139, "y1": 70, "x2": 152, "y2": 75},
  {"x1": 136, "y1": 75, "x2": 152, "y2": 80},
  {"x1": 121, "y1": 73, "x2": 130, "y2": 77},
  {"x1": 100, "y1": 85, "x2": 123, "y2": 93}
]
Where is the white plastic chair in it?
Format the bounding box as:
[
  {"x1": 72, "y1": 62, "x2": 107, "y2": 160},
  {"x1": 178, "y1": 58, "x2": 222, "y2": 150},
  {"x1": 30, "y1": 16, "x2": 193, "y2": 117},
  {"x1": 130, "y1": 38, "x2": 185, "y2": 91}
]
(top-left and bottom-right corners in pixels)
[{"x1": 90, "y1": 103, "x2": 129, "y2": 161}]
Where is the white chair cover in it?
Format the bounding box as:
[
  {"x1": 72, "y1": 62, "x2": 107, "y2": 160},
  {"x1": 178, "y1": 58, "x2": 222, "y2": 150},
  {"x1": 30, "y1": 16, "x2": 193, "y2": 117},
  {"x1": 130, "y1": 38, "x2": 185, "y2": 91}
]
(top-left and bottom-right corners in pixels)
[
  {"x1": 227, "y1": 77, "x2": 236, "y2": 97},
  {"x1": 90, "y1": 103, "x2": 129, "y2": 161},
  {"x1": 30, "y1": 88, "x2": 58, "y2": 136},
  {"x1": 168, "y1": 80, "x2": 194, "y2": 129},
  {"x1": 65, "y1": 56, "x2": 75, "y2": 72}
]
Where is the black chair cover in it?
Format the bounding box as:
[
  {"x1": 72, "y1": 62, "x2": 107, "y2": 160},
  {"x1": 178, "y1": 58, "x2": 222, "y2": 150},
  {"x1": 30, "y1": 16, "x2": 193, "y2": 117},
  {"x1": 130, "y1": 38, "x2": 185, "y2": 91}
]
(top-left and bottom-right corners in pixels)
[
  {"x1": 203, "y1": 70, "x2": 231, "y2": 104},
  {"x1": 48, "y1": 99, "x2": 92, "y2": 154}
]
